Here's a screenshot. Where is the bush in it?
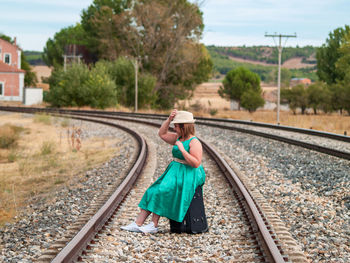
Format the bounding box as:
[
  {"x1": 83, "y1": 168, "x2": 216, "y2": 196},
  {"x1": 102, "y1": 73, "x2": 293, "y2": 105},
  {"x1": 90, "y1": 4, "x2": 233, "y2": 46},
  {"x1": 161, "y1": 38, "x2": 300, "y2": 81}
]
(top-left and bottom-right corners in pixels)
[
  {"x1": 34, "y1": 113, "x2": 51, "y2": 125},
  {"x1": 0, "y1": 125, "x2": 23, "y2": 149},
  {"x1": 45, "y1": 63, "x2": 90, "y2": 107},
  {"x1": 209, "y1": 108, "x2": 218, "y2": 116},
  {"x1": 84, "y1": 62, "x2": 117, "y2": 109},
  {"x1": 40, "y1": 141, "x2": 55, "y2": 155}
]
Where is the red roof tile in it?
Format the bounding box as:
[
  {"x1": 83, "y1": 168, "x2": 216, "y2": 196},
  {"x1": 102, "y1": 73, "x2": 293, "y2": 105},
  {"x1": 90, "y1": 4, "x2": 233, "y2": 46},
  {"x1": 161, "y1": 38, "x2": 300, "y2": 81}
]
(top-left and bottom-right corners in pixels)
[{"x1": 0, "y1": 61, "x2": 25, "y2": 73}]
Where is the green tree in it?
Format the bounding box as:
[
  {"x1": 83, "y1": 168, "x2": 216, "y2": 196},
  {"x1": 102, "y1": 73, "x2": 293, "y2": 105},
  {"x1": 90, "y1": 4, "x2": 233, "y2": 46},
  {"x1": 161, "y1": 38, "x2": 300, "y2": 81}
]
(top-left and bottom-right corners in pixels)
[
  {"x1": 97, "y1": 58, "x2": 157, "y2": 108},
  {"x1": 219, "y1": 67, "x2": 261, "y2": 110},
  {"x1": 306, "y1": 82, "x2": 333, "y2": 114},
  {"x1": 45, "y1": 63, "x2": 90, "y2": 107},
  {"x1": 241, "y1": 89, "x2": 265, "y2": 112},
  {"x1": 21, "y1": 53, "x2": 38, "y2": 86},
  {"x1": 80, "y1": 0, "x2": 130, "y2": 59},
  {"x1": 281, "y1": 84, "x2": 308, "y2": 114},
  {"x1": 327, "y1": 83, "x2": 346, "y2": 114},
  {"x1": 84, "y1": 62, "x2": 117, "y2": 109},
  {"x1": 83, "y1": 0, "x2": 211, "y2": 109},
  {"x1": 316, "y1": 25, "x2": 350, "y2": 84},
  {"x1": 42, "y1": 24, "x2": 88, "y2": 67}
]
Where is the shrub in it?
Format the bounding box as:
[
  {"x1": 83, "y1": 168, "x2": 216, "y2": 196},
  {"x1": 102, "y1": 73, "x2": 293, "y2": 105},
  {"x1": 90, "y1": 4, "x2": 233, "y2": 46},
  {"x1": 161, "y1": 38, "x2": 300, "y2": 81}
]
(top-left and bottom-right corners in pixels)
[
  {"x1": 34, "y1": 113, "x2": 51, "y2": 125},
  {"x1": 40, "y1": 141, "x2": 55, "y2": 155},
  {"x1": 0, "y1": 124, "x2": 23, "y2": 149},
  {"x1": 209, "y1": 108, "x2": 218, "y2": 116}
]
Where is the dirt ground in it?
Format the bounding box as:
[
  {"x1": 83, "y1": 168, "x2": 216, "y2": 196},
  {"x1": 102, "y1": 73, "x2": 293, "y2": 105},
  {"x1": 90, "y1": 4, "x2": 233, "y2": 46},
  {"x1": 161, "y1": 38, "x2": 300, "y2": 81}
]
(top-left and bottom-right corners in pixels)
[{"x1": 0, "y1": 113, "x2": 121, "y2": 224}]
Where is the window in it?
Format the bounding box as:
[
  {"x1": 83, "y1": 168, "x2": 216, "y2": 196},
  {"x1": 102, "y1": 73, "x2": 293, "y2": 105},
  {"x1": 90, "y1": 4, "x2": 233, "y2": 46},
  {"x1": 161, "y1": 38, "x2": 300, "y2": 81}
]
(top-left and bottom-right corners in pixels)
[
  {"x1": 4, "y1": 53, "x2": 11, "y2": 64},
  {"x1": 0, "y1": 82, "x2": 4, "y2": 96}
]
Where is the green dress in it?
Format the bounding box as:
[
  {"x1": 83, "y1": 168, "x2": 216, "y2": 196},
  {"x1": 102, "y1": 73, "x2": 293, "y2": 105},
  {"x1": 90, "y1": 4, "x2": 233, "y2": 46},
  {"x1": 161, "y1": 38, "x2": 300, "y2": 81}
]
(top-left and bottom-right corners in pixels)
[{"x1": 138, "y1": 137, "x2": 206, "y2": 222}]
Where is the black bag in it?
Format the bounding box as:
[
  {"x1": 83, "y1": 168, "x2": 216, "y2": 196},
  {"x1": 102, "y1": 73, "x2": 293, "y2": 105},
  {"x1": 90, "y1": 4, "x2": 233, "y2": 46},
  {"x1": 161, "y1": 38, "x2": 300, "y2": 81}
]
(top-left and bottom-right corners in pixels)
[{"x1": 169, "y1": 186, "x2": 208, "y2": 234}]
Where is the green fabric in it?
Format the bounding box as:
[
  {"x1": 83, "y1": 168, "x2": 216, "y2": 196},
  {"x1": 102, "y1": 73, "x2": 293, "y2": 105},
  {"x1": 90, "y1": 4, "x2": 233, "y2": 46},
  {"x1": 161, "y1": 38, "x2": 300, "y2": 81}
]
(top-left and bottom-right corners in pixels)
[{"x1": 138, "y1": 137, "x2": 206, "y2": 222}]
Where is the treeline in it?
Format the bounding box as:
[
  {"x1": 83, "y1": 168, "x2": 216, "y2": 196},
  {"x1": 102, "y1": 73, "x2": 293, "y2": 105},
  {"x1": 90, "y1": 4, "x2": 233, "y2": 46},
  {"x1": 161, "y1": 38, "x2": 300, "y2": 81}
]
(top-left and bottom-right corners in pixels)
[
  {"x1": 45, "y1": 59, "x2": 156, "y2": 109},
  {"x1": 207, "y1": 45, "x2": 317, "y2": 65},
  {"x1": 42, "y1": 0, "x2": 212, "y2": 110},
  {"x1": 208, "y1": 47, "x2": 318, "y2": 83},
  {"x1": 281, "y1": 82, "x2": 350, "y2": 115}
]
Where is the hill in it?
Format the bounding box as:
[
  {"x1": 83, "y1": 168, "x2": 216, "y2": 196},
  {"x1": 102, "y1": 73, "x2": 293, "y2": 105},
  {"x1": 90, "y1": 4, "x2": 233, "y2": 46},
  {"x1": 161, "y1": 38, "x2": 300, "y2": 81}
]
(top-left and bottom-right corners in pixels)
[
  {"x1": 23, "y1": 51, "x2": 45, "y2": 65},
  {"x1": 207, "y1": 45, "x2": 318, "y2": 82}
]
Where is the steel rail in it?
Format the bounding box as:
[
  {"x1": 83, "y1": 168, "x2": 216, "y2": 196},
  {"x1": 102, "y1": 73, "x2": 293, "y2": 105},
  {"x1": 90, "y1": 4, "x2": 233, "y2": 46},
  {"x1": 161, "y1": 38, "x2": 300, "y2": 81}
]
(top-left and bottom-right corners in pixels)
[
  {"x1": 1, "y1": 106, "x2": 349, "y2": 142},
  {"x1": 52, "y1": 108, "x2": 350, "y2": 142},
  {"x1": 67, "y1": 111, "x2": 350, "y2": 161},
  {"x1": 58, "y1": 112, "x2": 287, "y2": 263},
  {"x1": 1, "y1": 106, "x2": 348, "y2": 160},
  {"x1": 45, "y1": 115, "x2": 147, "y2": 262},
  {"x1": 0, "y1": 106, "x2": 287, "y2": 262}
]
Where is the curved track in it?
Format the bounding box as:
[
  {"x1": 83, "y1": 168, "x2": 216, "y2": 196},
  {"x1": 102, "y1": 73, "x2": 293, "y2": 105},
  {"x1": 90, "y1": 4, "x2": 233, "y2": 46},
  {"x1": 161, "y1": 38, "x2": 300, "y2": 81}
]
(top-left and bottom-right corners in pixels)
[{"x1": 0, "y1": 107, "x2": 313, "y2": 262}]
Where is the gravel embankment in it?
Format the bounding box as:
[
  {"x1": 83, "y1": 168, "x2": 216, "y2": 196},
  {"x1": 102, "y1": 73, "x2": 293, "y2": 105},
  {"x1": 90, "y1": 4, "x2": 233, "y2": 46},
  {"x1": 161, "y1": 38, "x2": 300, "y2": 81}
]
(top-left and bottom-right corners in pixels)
[
  {"x1": 195, "y1": 124, "x2": 350, "y2": 263},
  {"x1": 0, "y1": 119, "x2": 137, "y2": 262},
  {"x1": 201, "y1": 120, "x2": 350, "y2": 154},
  {"x1": 1, "y1": 115, "x2": 349, "y2": 262}
]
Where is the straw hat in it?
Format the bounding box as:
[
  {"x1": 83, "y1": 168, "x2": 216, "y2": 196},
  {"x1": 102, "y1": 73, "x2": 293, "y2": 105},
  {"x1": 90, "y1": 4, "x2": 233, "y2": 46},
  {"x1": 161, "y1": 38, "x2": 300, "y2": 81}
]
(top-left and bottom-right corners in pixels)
[{"x1": 171, "y1": 111, "x2": 196, "y2": 124}]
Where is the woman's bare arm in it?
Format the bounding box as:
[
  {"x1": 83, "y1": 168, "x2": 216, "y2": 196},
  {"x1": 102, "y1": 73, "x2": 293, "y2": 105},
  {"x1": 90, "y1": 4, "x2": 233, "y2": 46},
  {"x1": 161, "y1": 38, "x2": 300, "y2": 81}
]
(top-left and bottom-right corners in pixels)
[{"x1": 158, "y1": 109, "x2": 178, "y2": 145}]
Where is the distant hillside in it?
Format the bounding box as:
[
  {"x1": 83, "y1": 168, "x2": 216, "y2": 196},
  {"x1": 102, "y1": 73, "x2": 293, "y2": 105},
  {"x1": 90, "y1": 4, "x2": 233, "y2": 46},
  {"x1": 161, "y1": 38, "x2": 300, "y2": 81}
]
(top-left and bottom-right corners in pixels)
[
  {"x1": 207, "y1": 45, "x2": 317, "y2": 65},
  {"x1": 23, "y1": 51, "x2": 45, "y2": 65},
  {"x1": 207, "y1": 45, "x2": 318, "y2": 82}
]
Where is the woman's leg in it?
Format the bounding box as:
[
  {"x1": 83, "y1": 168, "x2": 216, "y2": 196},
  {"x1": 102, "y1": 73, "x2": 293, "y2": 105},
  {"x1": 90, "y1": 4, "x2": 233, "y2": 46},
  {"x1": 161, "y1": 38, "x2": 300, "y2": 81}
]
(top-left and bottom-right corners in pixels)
[
  {"x1": 152, "y1": 213, "x2": 160, "y2": 227},
  {"x1": 135, "y1": 209, "x2": 151, "y2": 226}
]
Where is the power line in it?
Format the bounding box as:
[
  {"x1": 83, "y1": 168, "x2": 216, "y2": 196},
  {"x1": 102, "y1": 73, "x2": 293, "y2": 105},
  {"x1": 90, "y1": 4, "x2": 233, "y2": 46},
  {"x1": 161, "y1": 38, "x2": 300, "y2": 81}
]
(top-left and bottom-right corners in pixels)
[{"x1": 265, "y1": 33, "x2": 297, "y2": 124}]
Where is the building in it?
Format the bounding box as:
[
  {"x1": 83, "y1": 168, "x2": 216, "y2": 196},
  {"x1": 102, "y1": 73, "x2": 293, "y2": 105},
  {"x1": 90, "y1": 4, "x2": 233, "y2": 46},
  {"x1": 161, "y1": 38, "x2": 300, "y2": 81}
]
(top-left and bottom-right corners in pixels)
[
  {"x1": 0, "y1": 37, "x2": 25, "y2": 102},
  {"x1": 290, "y1": 78, "x2": 311, "y2": 87}
]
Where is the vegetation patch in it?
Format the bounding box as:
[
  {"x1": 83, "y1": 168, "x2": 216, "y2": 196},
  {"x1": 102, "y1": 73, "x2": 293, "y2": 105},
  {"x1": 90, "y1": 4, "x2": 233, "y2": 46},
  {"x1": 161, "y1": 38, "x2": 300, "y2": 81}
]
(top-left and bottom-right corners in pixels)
[{"x1": 0, "y1": 124, "x2": 24, "y2": 149}]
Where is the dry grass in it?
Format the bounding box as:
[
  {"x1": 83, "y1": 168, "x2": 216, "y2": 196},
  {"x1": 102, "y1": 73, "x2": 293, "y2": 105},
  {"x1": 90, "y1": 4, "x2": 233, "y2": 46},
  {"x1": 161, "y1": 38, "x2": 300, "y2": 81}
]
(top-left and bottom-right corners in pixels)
[{"x1": 0, "y1": 113, "x2": 122, "y2": 225}]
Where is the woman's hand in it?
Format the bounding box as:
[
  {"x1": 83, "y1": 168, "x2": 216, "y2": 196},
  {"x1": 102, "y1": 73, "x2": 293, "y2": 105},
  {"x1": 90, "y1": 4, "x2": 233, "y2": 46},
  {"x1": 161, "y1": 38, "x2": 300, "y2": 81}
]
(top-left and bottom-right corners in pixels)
[
  {"x1": 175, "y1": 140, "x2": 185, "y2": 152},
  {"x1": 168, "y1": 109, "x2": 177, "y2": 122}
]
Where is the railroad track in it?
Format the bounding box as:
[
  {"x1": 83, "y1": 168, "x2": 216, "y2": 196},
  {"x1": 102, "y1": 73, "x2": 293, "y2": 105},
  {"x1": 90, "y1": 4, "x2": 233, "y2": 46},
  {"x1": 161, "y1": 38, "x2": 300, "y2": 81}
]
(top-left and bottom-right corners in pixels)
[
  {"x1": 1, "y1": 106, "x2": 349, "y2": 160},
  {"x1": 0, "y1": 107, "x2": 313, "y2": 262}
]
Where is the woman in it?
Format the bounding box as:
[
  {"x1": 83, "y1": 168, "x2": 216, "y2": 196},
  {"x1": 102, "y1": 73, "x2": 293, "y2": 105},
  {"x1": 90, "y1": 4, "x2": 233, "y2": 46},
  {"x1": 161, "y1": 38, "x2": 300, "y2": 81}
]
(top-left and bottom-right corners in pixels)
[{"x1": 121, "y1": 109, "x2": 206, "y2": 233}]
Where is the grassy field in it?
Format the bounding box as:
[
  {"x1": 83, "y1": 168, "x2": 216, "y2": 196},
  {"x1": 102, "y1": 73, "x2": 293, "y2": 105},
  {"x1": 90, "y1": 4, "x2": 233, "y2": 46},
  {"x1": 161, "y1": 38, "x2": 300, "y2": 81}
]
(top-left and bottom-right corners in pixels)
[{"x1": 0, "y1": 113, "x2": 122, "y2": 225}]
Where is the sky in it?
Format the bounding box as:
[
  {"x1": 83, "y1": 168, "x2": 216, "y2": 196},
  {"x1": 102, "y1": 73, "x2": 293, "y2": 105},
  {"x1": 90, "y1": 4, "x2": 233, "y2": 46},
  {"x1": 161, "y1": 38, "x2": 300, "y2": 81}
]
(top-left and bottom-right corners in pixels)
[{"x1": 1, "y1": 0, "x2": 350, "y2": 51}]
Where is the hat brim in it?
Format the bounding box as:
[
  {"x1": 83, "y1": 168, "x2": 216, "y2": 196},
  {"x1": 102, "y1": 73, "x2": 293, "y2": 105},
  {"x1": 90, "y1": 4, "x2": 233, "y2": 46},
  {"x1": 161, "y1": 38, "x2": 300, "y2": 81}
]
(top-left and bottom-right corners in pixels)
[{"x1": 171, "y1": 119, "x2": 196, "y2": 124}]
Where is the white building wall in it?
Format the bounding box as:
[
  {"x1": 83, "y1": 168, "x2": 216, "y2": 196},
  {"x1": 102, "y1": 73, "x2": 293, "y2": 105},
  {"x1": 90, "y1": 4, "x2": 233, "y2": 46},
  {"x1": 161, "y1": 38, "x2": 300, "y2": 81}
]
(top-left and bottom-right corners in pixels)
[{"x1": 24, "y1": 88, "x2": 43, "y2": 105}]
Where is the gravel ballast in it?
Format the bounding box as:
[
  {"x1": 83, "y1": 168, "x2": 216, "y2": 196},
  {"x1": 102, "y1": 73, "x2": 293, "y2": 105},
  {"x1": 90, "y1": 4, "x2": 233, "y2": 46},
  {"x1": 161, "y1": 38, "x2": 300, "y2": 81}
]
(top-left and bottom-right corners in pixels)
[{"x1": 1, "y1": 114, "x2": 349, "y2": 262}]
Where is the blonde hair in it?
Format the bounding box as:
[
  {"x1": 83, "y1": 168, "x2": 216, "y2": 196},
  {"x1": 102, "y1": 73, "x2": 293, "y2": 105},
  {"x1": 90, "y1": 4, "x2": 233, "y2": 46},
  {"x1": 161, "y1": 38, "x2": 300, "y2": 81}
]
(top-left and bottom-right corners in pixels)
[{"x1": 178, "y1": 123, "x2": 195, "y2": 139}]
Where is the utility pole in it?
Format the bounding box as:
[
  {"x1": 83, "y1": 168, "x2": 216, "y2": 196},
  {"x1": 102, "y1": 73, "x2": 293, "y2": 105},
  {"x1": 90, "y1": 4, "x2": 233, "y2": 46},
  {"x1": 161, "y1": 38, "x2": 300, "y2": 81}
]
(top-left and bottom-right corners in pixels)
[
  {"x1": 265, "y1": 33, "x2": 296, "y2": 124},
  {"x1": 134, "y1": 57, "x2": 138, "y2": 112}
]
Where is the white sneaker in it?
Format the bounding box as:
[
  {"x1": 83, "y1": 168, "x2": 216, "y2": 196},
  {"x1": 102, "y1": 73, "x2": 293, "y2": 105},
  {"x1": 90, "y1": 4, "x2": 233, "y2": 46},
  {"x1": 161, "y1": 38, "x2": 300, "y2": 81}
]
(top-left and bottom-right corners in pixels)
[
  {"x1": 120, "y1": 222, "x2": 141, "y2": 232},
  {"x1": 139, "y1": 222, "x2": 158, "y2": 233}
]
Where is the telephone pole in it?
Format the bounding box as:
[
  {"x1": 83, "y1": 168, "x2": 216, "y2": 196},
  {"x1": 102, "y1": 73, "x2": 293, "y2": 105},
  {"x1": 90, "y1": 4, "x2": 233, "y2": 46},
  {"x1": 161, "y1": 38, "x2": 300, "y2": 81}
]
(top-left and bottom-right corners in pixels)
[{"x1": 265, "y1": 33, "x2": 296, "y2": 124}]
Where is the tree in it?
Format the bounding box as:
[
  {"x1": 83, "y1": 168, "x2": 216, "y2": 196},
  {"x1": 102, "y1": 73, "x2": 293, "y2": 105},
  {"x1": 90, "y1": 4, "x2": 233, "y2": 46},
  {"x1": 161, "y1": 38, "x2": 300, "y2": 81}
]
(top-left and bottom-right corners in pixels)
[
  {"x1": 306, "y1": 82, "x2": 325, "y2": 114},
  {"x1": 82, "y1": 0, "x2": 212, "y2": 109},
  {"x1": 241, "y1": 89, "x2": 265, "y2": 112},
  {"x1": 327, "y1": 83, "x2": 346, "y2": 114},
  {"x1": 42, "y1": 24, "x2": 88, "y2": 67},
  {"x1": 80, "y1": 0, "x2": 130, "y2": 59},
  {"x1": 96, "y1": 58, "x2": 157, "y2": 108},
  {"x1": 316, "y1": 25, "x2": 350, "y2": 84},
  {"x1": 281, "y1": 84, "x2": 308, "y2": 114},
  {"x1": 219, "y1": 67, "x2": 261, "y2": 110}
]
